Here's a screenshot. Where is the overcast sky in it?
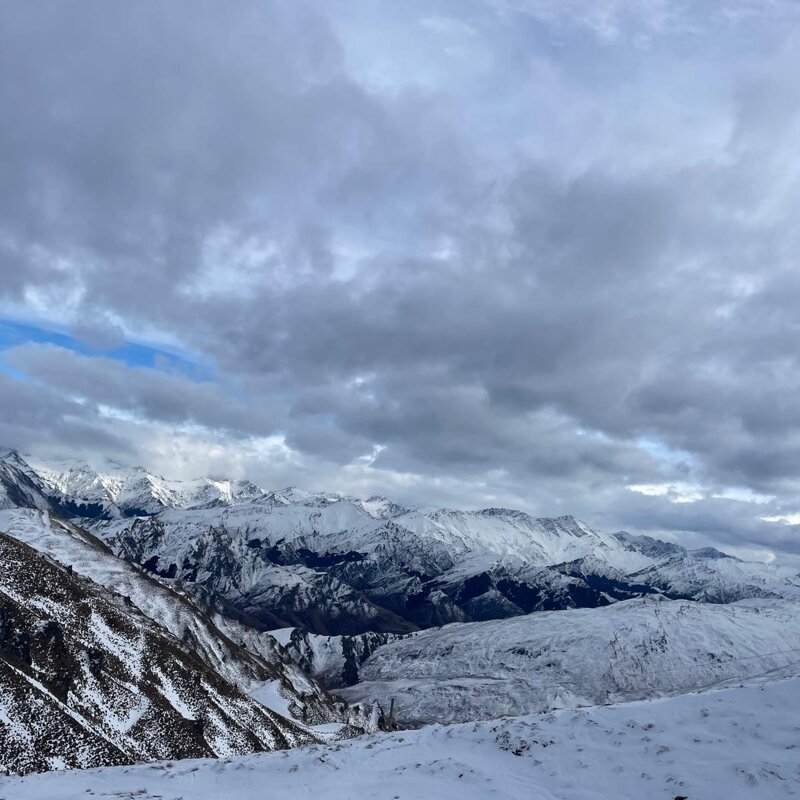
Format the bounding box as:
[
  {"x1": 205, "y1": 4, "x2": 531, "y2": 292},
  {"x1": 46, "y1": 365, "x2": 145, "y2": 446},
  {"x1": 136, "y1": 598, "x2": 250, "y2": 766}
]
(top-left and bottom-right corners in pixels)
[{"x1": 3, "y1": 1, "x2": 800, "y2": 563}]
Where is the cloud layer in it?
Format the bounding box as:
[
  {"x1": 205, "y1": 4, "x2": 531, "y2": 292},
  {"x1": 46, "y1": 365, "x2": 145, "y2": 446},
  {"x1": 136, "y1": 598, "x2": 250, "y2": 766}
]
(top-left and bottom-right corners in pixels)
[{"x1": 2, "y1": 0, "x2": 800, "y2": 562}]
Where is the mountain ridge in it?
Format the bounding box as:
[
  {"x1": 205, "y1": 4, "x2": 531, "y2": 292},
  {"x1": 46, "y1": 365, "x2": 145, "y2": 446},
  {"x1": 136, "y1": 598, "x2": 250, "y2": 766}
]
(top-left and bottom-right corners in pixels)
[{"x1": 2, "y1": 450, "x2": 798, "y2": 641}]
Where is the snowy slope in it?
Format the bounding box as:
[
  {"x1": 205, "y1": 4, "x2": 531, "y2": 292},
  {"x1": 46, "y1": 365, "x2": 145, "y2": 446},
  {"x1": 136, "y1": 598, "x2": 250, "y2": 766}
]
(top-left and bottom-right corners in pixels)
[
  {"x1": 339, "y1": 595, "x2": 800, "y2": 724},
  {"x1": 0, "y1": 508, "x2": 346, "y2": 727},
  {"x1": 6, "y1": 674, "x2": 800, "y2": 799},
  {"x1": 0, "y1": 531, "x2": 318, "y2": 775}
]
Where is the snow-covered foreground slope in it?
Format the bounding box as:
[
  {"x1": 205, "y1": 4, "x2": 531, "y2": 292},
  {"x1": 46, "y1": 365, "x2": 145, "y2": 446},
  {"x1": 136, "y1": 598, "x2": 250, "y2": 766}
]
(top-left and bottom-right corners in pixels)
[
  {"x1": 6, "y1": 675, "x2": 800, "y2": 799},
  {"x1": 340, "y1": 595, "x2": 800, "y2": 724}
]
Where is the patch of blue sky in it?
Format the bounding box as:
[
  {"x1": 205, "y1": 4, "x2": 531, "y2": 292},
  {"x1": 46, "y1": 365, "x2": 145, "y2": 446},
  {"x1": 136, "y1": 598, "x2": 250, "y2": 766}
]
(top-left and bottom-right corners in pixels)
[
  {"x1": 0, "y1": 318, "x2": 213, "y2": 382},
  {"x1": 635, "y1": 436, "x2": 696, "y2": 469}
]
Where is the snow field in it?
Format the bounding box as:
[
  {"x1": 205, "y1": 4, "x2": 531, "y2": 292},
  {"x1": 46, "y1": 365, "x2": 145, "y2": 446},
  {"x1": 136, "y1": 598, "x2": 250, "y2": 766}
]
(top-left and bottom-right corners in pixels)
[{"x1": 5, "y1": 674, "x2": 800, "y2": 800}]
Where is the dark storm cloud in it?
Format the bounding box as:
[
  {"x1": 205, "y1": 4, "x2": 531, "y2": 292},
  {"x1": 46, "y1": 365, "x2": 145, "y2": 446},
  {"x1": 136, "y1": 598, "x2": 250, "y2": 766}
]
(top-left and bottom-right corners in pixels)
[{"x1": 3, "y1": 0, "x2": 800, "y2": 561}]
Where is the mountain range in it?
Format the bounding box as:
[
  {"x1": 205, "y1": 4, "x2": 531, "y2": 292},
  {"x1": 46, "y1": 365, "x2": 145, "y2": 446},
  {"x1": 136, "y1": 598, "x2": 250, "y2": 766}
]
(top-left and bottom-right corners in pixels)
[{"x1": 2, "y1": 450, "x2": 797, "y2": 640}]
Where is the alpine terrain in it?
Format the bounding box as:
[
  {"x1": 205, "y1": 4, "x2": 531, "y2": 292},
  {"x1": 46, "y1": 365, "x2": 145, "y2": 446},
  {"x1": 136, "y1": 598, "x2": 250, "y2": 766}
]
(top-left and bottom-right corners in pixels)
[{"x1": 1, "y1": 449, "x2": 799, "y2": 797}]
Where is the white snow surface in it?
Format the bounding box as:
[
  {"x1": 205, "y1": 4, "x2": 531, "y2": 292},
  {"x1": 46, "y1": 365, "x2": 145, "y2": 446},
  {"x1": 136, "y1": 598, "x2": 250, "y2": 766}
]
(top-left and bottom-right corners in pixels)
[{"x1": 5, "y1": 674, "x2": 800, "y2": 799}]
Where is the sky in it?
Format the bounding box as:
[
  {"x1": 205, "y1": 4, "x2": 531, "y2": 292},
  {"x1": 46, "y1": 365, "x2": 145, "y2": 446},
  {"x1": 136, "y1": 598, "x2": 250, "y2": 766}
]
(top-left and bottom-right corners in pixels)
[{"x1": 2, "y1": 1, "x2": 800, "y2": 564}]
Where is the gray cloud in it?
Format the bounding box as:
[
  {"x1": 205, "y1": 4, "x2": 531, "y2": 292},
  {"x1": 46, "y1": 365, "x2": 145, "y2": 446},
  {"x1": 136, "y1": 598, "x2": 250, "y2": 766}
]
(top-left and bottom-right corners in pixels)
[{"x1": 2, "y1": 1, "x2": 800, "y2": 562}]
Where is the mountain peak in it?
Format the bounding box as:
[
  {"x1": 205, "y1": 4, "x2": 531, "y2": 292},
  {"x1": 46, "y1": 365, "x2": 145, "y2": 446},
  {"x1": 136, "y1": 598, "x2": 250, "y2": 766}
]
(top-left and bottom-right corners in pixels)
[{"x1": 0, "y1": 448, "x2": 32, "y2": 470}]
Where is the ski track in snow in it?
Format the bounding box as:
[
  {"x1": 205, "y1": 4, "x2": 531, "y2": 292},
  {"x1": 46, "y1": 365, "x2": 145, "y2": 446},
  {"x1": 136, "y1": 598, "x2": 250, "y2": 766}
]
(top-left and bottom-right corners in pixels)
[{"x1": 5, "y1": 674, "x2": 800, "y2": 800}]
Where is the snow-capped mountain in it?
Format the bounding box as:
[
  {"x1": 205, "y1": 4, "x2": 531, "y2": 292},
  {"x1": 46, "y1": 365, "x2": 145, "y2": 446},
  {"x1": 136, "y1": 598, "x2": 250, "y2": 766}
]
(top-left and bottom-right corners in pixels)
[
  {"x1": 0, "y1": 452, "x2": 52, "y2": 512},
  {"x1": 1, "y1": 451, "x2": 270, "y2": 518},
  {"x1": 2, "y1": 450, "x2": 798, "y2": 640},
  {"x1": 339, "y1": 595, "x2": 800, "y2": 725}
]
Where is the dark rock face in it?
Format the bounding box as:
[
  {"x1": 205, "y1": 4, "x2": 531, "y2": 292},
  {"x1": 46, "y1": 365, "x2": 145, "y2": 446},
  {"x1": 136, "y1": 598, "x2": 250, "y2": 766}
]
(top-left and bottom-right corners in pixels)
[
  {"x1": 282, "y1": 628, "x2": 413, "y2": 688},
  {"x1": 0, "y1": 605, "x2": 32, "y2": 666}
]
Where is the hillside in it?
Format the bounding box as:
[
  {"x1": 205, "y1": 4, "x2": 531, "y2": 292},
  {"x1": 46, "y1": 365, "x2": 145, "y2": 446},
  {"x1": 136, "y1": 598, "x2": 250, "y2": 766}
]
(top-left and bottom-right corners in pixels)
[
  {"x1": 0, "y1": 531, "x2": 315, "y2": 775},
  {"x1": 0, "y1": 507, "x2": 343, "y2": 726},
  {"x1": 339, "y1": 595, "x2": 800, "y2": 724}
]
